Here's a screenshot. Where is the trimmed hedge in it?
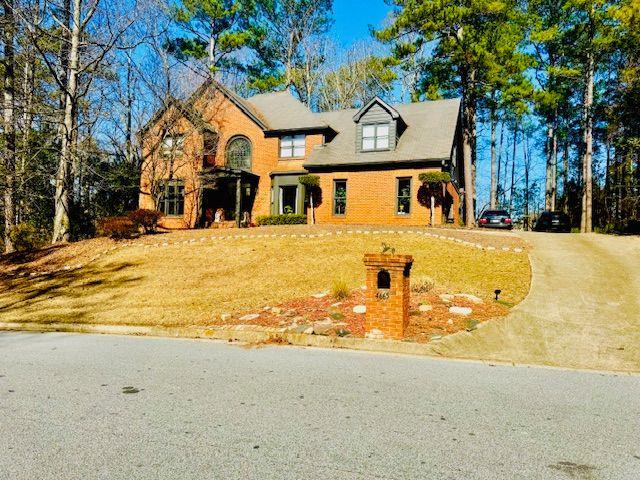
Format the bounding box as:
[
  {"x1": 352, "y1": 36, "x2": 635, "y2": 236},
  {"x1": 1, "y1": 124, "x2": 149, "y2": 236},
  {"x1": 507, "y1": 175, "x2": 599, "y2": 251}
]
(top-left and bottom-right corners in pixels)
[
  {"x1": 419, "y1": 172, "x2": 451, "y2": 184},
  {"x1": 255, "y1": 214, "x2": 307, "y2": 226},
  {"x1": 97, "y1": 216, "x2": 138, "y2": 239},
  {"x1": 128, "y1": 209, "x2": 163, "y2": 234}
]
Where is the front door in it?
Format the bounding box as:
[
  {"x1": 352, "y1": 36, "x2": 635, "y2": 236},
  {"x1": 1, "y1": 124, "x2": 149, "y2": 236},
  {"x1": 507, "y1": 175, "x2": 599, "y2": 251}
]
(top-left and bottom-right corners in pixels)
[{"x1": 279, "y1": 185, "x2": 298, "y2": 214}]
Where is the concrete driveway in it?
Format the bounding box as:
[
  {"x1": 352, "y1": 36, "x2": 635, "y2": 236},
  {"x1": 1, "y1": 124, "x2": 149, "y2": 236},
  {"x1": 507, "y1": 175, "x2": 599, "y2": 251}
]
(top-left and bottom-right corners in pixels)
[{"x1": 432, "y1": 232, "x2": 640, "y2": 372}]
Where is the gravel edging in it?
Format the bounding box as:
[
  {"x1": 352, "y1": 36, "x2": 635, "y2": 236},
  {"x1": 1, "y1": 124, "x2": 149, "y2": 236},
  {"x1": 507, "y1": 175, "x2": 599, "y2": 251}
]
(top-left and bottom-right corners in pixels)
[{"x1": 6, "y1": 228, "x2": 525, "y2": 279}]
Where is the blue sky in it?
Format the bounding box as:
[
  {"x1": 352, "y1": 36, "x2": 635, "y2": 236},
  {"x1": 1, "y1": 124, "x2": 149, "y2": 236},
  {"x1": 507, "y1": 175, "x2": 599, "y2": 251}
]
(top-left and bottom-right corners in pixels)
[{"x1": 330, "y1": 0, "x2": 391, "y2": 46}]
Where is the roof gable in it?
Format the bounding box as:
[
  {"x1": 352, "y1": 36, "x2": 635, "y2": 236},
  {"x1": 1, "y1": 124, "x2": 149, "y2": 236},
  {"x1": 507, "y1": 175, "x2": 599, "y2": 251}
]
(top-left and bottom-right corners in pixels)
[{"x1": 353, "y1": 97, "x2": 402, "y2": 123}]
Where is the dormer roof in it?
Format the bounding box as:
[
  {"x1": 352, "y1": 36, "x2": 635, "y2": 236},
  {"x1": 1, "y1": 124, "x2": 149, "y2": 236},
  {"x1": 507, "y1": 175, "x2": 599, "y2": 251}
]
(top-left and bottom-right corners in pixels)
[{"x1": 352, "y1": 96, "x2": 402, "y2": 123}]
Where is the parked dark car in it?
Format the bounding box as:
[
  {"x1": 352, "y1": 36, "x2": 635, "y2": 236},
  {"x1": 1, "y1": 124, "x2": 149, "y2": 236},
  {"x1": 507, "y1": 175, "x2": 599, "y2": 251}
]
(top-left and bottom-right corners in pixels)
[
  {"x1": 478, "y1": 210, "x2": 513, "y2": 229},
  {"x1": 534, "y1": 211, "x2": 571, "y2": 232}
]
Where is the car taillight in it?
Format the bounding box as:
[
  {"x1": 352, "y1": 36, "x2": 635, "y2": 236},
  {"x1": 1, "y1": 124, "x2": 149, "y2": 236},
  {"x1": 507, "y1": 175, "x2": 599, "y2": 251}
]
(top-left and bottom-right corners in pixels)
[
  {"x1": 504, "y1": 218, "x2": 512, "y2": 224},
  {"x1": 479, "y1": 218, "x2": 488, "y2": 224}
]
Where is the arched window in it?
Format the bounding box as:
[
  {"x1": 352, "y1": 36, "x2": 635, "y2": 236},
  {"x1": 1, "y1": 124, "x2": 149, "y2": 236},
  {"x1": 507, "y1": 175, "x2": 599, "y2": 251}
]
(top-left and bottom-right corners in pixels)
[{"x1": 225, "y1": 136, "x2": 252, "y2": 170}]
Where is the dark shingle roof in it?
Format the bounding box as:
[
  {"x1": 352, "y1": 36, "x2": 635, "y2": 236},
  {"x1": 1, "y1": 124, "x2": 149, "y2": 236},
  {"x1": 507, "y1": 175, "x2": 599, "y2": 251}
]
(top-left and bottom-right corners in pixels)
[
  {"x1": 304, "y1": 98, "x2": 461, "y2": 168},
  {"x1": 247, "y1": 91, "x2": 328, "y2": 131}
]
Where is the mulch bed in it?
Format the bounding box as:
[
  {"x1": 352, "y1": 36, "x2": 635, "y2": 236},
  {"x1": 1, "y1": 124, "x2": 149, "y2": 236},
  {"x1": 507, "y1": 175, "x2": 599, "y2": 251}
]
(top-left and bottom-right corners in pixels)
[{"x1": 210, "y1": 287, "x2": 509, "y2": 343}]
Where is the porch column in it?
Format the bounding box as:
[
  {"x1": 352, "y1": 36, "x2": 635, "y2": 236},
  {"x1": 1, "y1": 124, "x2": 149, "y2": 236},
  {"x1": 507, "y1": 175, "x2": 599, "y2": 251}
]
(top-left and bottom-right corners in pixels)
[{"x1": 235, "y1": 175, "x2": 242, "y2": 228}]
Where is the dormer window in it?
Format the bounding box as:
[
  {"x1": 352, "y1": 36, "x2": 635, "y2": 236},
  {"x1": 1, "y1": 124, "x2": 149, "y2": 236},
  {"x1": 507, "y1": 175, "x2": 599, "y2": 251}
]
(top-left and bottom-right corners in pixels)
[
  {"x1": 362, "y1": 124, "x2": 390, "y2": 151},
  {"x1": 353, "y1": 97, "x2": 405, "y2": 153},
  {"x1": 280, "y1": 134, "x2": 306, "y2": 158}
]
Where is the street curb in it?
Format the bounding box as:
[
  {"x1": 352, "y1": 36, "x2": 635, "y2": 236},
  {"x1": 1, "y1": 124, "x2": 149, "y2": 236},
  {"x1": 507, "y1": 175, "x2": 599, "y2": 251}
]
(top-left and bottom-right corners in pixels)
[
  {"x1": 2, "y1": 321, "x2": 637, "y2": 375},
  {"x1": 0, "y1": 321, "x2": 442, "y2": 357}
]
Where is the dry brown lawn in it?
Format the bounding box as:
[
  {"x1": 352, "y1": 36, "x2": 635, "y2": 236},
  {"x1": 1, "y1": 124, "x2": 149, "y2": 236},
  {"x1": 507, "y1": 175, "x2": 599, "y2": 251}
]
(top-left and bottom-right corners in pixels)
[{"x1": 0, "y1": 228, "x2": 531, "y2": 327}]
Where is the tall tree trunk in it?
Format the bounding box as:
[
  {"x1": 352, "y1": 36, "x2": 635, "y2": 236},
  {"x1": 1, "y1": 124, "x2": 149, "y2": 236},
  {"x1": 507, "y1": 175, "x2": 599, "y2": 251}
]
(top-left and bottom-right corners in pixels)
[
  {"x1": 19, "y1": 30, "x2": 36, "y2": 224},
  {"x1": 563, "y1": 140, "x2": 569, "y2": 213},
  {"x1": 496, "y1": 120, "x2": 504, "y2": 206},
  {"x1": 52, "y1": 0, "x2": 81, "y2": 243},
  {"x1": 580, "y1": 49, "x2": 594, "y2": 233},
  {"x1": 523, "y1": 135, "x2": 530, "y2": 230},
  {"x1": 461, "y1": 69, "x2": 476, "y2": 227},
  {"x1": 545, "y1": 120, "x2": 557, "y2": 210},
  {"x1": 489, "y1": 101, "x2": 498, "y2": 209},
  {"x1": 2, "y1": 0, "x2": 16, "y2": 253},
  {"x1": 508, "y1": 121, "x2": 518, "y2": 214}
]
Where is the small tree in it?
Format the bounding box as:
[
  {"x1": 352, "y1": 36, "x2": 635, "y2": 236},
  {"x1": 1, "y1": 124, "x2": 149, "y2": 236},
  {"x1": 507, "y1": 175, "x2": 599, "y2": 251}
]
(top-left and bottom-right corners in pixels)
[
  {"x1": 299, "y1": 174, "x2": 320, "y2": 224},
  {"x1": 418, "y1": 172, "x2": 451, "y2": 226}
]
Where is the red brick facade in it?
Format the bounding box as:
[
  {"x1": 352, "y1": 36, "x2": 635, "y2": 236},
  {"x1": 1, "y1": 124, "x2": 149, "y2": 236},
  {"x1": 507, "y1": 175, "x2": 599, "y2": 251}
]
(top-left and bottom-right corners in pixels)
[
  {"x1": 312, "y1": 169, "x2": 460, "y2": 226},
  {"x1": 139, "y1": 85, "x2": 461, "y2": 228}
]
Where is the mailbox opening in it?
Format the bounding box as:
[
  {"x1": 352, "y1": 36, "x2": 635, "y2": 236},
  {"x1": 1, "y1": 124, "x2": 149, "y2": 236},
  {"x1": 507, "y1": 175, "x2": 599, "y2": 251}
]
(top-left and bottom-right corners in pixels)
[{"x1": 377, "y1": 269, "x2": 391, "y2": 289}]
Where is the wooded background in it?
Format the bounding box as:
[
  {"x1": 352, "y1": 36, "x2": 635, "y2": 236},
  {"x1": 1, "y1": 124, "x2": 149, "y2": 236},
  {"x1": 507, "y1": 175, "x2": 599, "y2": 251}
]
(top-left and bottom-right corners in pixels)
[{"x1": 1, "y1": 0, "x2": 639, "y2": 252}]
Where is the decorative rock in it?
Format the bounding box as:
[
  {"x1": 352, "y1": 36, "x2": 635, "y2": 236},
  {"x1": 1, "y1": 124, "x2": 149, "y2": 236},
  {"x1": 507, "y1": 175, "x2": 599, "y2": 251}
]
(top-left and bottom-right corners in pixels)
[
  {"x1": 447, "y1": 319, "x2": 454, "y2": 325},
  {"x1": 418, "y1": 304, "x2": 433, "y2": 312},
  {"x1": 291, "y1": 324, "x2": 313, "y2": 334},
  {"x1": 239, "y1": 313, "x2": 260, "y2": 321},
  {"x1": 487, "y1": 246, "x2": 496, "y2": 251},
  {"x1": 313, "y1": 319, "x2": 335, "y2": 335},
  {"x1": 439, "y1": 294, "x2": 455, "y2": 303},
  {"x1": 270, "y1": 307, "x2": 283, "y2": 315},
  {"x1": 353, "y1": 305, "x2": 366, "y2": 314},
  {"x1": 220, "y1": 313, "x2": 232, "y2": 322},
  {"x1": 430, "y1": 335, "x2": 443, "y2": 341},
  {"x1": 312, "y1": 292, "x2": 328, "y2": 299},
  {"x1": 514, "y1": 248, "x2": 523, "y2": 253},
  {"x1": 454, "y1": 293, "x2": 483, "y2": 304},
  {"x1": 365, "y1": 328, "x2": 384, "y2": 339},
  {"x1": 449, "y1": 306, "x2": 473, "y2": 316},
  {"x1": 330, "y1": 302, "x2": 342, "y2": 307}
]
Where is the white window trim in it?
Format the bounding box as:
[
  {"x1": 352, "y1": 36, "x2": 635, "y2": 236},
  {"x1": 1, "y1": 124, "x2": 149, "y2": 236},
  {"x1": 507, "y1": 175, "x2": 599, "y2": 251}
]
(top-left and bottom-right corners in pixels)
[
  {"x1": 280, "y1": 134, "x2": 306, "y2": 158},
  {"x1": 279, "y1": 185, "x2": 299, "y2": 214},
  {"x1": 362, "y1": 123, "x2": 390, "y2": 151}
]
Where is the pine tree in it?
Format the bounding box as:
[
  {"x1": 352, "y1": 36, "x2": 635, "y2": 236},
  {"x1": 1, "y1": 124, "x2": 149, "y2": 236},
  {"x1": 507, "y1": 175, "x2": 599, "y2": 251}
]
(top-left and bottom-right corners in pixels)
[
  {"x1": 376, "y1": 0, "x2": 528, "y2": 226},
  {"x1": 167, "y1": 0, "x2": 256, "y2": 76}
]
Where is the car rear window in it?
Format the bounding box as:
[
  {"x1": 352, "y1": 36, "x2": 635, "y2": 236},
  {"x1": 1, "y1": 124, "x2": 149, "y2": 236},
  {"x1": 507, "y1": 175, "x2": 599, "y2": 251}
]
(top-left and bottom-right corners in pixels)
[{"x1": 483, "y1": 210, "x2": 509, "y2": 216}]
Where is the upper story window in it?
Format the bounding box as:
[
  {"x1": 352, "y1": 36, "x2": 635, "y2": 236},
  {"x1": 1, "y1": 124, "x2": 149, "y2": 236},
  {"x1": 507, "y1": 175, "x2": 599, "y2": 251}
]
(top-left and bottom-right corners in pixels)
[
  {"x1": 203, "y1": 131, "x2": 218, "y2": 156},
  {"x1": 161, "y1": 135, "x2": 184, "y2": 157},
  {"x1": 280, "y1": 134, "x2": 306, "y2": 158},
  {"x1": 362, "y1": 123, "x2": 390, "y2": 151},
  {"x1": 226, "y1": 136, "x2": 252, "y2": 170}
]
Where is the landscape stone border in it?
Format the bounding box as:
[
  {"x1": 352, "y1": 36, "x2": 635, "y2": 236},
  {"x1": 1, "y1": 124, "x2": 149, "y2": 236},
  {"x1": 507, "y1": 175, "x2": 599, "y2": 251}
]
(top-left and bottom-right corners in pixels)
[{"x1": 8, "y1": 228, "x2": 525, "y2": 279}]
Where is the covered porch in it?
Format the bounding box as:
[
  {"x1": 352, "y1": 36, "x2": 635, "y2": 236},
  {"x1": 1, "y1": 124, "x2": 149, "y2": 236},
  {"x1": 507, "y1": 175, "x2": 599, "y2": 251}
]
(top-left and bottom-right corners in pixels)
[{"x1": 200, "y1": 167, "x2": 260, "y2": 228}]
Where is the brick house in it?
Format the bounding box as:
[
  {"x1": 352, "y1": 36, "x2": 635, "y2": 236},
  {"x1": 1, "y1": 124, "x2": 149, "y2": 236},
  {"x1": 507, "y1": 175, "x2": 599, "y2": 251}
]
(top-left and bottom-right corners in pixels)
[{"x1": 139, "y1": 80, "x2": 464, "y2": 228}]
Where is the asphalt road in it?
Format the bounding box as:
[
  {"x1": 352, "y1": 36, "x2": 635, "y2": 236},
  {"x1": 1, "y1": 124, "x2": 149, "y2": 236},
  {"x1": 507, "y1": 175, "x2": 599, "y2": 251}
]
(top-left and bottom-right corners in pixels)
[{"x1": 1, "y1": 332, "x2": 639, "y2": 480}]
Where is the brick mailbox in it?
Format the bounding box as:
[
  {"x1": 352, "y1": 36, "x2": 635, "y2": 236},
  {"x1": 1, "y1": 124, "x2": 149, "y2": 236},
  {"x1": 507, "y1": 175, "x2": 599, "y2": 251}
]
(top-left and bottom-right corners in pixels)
[{"x1": 363, "y1": 253, "x2": 413, "y2": 339}]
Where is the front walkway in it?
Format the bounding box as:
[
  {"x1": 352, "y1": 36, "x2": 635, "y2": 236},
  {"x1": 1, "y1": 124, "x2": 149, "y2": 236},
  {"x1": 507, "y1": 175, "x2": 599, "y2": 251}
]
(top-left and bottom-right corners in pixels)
[{"x1": 430, "y1": 232, "x2": 640, "y2": 372}]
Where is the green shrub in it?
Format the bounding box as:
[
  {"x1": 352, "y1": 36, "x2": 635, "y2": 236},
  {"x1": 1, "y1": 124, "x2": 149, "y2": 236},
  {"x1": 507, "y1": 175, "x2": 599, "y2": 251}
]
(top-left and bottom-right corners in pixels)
[
  {"x1": 255, "y1": 214, "x2": 307, "y2": 226},
  {"x1": 332, "y1": 280, "x2": 350, "y2": 300},
  {"x1": 418, "y1": 172, "x2": 451, "y2": 184},
  {"x1": 9, "y1": 223, "x2": 43, "y2": 252},
  {"x1": 128, "y1": 209, "x2": 163, "y2": 234},
  {"x1": 97, "y1": 216, "x2": 138, "y2": 239}
]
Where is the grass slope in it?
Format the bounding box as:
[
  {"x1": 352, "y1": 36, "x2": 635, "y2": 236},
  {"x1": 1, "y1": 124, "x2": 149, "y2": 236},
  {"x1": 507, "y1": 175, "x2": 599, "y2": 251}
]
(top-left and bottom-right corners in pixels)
[{"x1": 0, "y1": 230, "x2": 530, "y2": 327}]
